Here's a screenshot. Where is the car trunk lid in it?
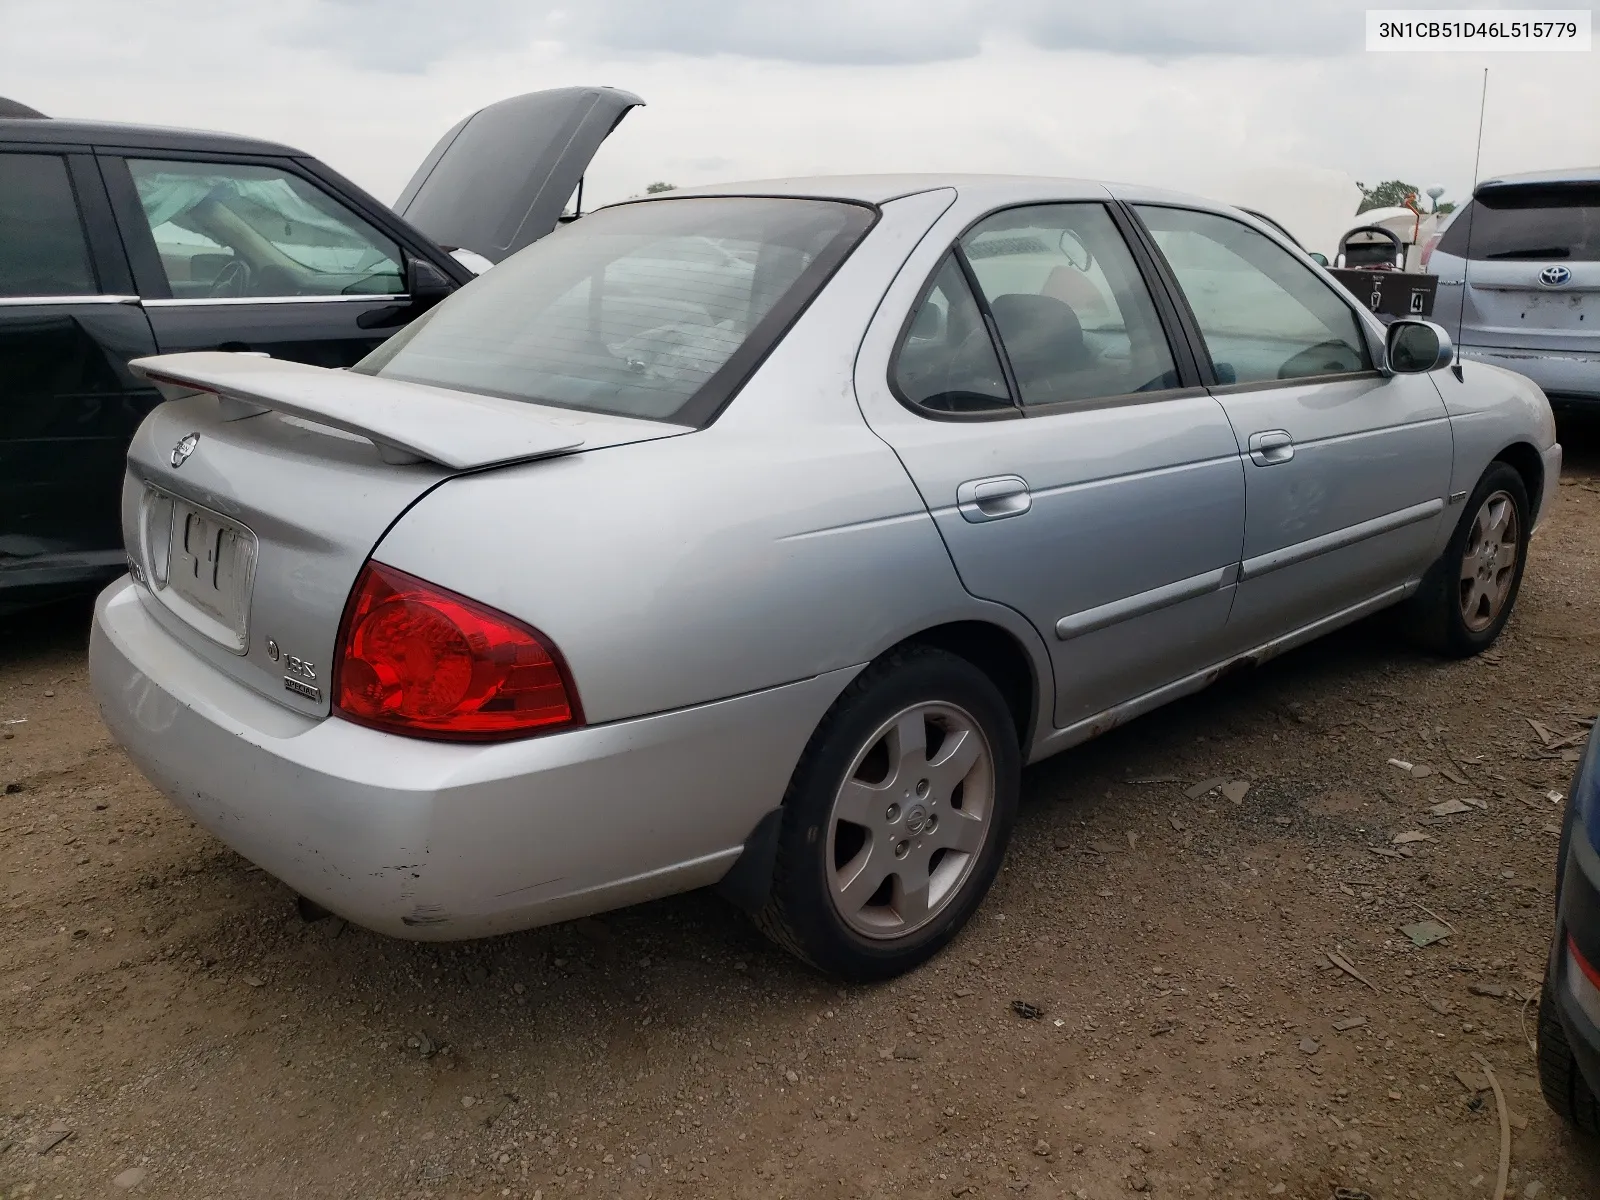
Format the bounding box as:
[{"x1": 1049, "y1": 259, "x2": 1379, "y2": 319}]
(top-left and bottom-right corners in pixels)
[
  {"x1": 394, "y1": 86, "x2": 644, "y2": 266},
  {"x1": 1438, "y1": 180, "x2": 1600, "y2": 353},
  {"x1": 122, "y1": 352, "x2": 683, "y2": 718}
]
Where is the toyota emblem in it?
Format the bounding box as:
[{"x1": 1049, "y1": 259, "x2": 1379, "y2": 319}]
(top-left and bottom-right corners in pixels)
[
  {"x1": 1539, "y1": 265, "x2": 1573, "y2": 287},
  {"x1": 170, "y1": 432, "x2": 200, "y2": 468}
]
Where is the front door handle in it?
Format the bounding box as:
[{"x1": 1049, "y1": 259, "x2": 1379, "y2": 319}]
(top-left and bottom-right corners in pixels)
[
  {"x1": 956, "y1": 475, "x2": 1032, "y2": 522},
  {"x1": 1248, "y1": 430, "x2": 1295, "y2": 466}
]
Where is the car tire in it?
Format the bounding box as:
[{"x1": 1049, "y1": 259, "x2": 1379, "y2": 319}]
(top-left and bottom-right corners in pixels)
[
  {"x1": 1401, "y1": 462, "x2": 1530, "y2": 657},
  {"x1": 754, "y1": 645, "x2": 1020, "y2": 982},
  {"x1": 1538, "y1": 972, "x2": 1600, "y2": 1136}
]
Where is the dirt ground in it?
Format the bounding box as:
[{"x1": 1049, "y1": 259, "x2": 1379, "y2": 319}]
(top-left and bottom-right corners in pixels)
[{"x1": 5, "y1": 418, "x2": 1600, "y2": 1200}]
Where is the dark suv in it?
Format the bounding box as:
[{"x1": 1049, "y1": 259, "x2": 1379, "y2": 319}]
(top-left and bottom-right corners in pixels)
[{"x1": 0, "y1": 87, "x2": 641, "y2": 613}]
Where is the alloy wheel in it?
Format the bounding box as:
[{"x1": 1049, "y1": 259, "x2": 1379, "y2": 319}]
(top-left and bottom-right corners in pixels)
[
  {"x1": 825, "y1": 701, "x2": 995, "y2": 939},
  {"x1": 1458, "y1": 489, "x2": 1520, "y2": 633}
]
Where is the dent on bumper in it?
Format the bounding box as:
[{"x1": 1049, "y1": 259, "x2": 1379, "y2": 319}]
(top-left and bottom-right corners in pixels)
[
  {"x1": 90, "y1": 578, "x2": 857, "y2": 939},
  {"x1": 1461, "y1": 345, "x2": 1600, "y2": 401}
]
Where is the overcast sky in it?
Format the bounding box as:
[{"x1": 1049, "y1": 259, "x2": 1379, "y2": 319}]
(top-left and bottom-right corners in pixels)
[{"x1": 5, "y1": 0, "x2": 1597, "y2": 242}]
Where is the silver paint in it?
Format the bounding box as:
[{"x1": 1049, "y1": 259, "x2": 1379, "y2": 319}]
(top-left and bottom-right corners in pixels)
[{"x1": 92, "y1": 175, "x2": 1560, "y2": 944}]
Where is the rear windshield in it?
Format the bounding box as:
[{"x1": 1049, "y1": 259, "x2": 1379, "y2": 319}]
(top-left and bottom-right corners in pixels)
[
  {"x1": 355, "y1": 196, "x2": 873, "y2": 424},
  {"x1": 1436, "y1": 185, "x2": 1600, "y2": 262}
]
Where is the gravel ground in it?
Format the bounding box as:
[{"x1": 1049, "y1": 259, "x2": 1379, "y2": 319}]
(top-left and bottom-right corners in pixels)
[{"x1": 4, "y1": 416, "x2": 1600, "y2": 1200}]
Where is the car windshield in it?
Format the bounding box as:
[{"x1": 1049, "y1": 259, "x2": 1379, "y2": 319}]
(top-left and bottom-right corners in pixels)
[
  {"x1": 355, "y1": 196, "x2": 873, "y2": 424},
  {"x1": 1436, "y1": 185, "x2": 1600, "y2": 261}
]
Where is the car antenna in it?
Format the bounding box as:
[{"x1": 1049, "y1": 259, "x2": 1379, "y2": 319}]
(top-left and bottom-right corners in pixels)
[{"x1": 1454, "y1": 67, "x2": 1488, "y2": 383}]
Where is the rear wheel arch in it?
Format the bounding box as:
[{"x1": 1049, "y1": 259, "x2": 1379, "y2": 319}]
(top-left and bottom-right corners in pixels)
[
  {"x1": 893, "y1": 620, "x2": 1040, "y2": 752},
  {"x1": 1495, "y1": 441, "x2": 1545, "y2": 522}
]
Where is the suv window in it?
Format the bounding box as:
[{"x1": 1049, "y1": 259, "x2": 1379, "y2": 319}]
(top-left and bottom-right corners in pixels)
[
  {"x1": 127, "y1": 159, "x2": 405, "y2": 299},
  {"x1": 892, "y1": 255, "x2": 1014, "y2": 414},
  {"x1": 961, "y1": 204, "x2": 1179, "y2": 406},
  {"x1": 0, "y1": 153, "x2": 96, "y2": 297},
  {"x1": 1436, "y1": 185, "x2": 1600, "y2": 261},
  {"x1": 1137, "y1": 205, "x2": 1371, "y2": 385}
]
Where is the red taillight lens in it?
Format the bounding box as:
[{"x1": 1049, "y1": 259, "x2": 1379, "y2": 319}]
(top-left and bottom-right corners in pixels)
[
  {"x1": 333, "y1": 562, "x2": 581, "y2": 741},
  {"x1": 1419, "y1": 234, "x2": 1441, "y2": 269}
]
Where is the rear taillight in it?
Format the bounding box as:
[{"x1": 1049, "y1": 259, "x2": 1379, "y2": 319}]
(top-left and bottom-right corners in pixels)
[
  {"x1": 1419, "y1": 234, "x2": 1441, "y2": 269},
  {"x1": 333, "y1": 562, "x2": 581, "y2": 741}
]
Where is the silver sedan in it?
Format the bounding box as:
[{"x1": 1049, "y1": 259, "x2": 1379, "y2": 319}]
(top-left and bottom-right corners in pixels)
[{"x1": 90, "y1": 175, "x2": 1560, "y2": 980}]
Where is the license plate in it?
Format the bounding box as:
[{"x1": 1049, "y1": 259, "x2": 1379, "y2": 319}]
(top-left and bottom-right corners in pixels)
[{"x1": 148, "y1": 491, "x2": 258, "y2": 652}]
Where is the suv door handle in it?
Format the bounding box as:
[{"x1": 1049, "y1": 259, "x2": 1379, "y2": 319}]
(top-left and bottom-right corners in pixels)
[
  {"x1": 1248, "y1": 430, "x2": 1295, "y2": 466},
  {"x1": 956, "y1": 475, "x2": 1032, "y2": 522}
]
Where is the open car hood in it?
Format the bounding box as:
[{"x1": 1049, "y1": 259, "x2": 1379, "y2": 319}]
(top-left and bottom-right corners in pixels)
[{"x1": 395, "y1": 86, "x2": 644, "y2": 265}]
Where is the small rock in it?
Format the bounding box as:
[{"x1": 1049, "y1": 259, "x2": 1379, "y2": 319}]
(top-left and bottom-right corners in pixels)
[
  {"x1": 1392, "y1": 830, "x2": 1433, "y2": 845},
  {"x1": 43, "y1": 690, "x2": 55, "y2": 698},
  {"x1": 954, "y1": 987, "x2": 975, "y2": 998},
  {"x1": 1033, "y1": 1138, "x2": 1051, "y2": 1156},
  {"x1": 892, "y1": 1046, "x2": 921, "y2": 1061},
  {"x1": 241, "y1": 975, "x2": 264, "y2": 988},
  {"x1": 113, "y1": 1167, "x2": 147, "y2": 1190},
  {"x1": 461, "y1": 1095, "x2": 475, "y2": 1108},
  {"x1": 1129, "y1": 1171, "x2": 1151, "y2": 1192},
  {"x1": 1522, "y1": 1179, "x2": 1544, "y2": 1197},
  {"x1": 633, "y1": 1153, "x2": 652, "y2": 1172},
  {"x1": 784, "y1": 1070, "x2": 799, "y2": 1084},
  {"x1": 512, "y1": 982, "x2": 526, "y2": 995},
  {"x1": 37, "y1": 1121, "x2": 72, "y2": 1153},
  {"x1": 1333, "y1": 1016, "x2": 1368, "y2": 1032},
  {"x1": 465, "y1": 965, "x2": 489, "y2": 985},
  {"x1": 1269, "y1": 1186, "x2": 1287, "y2": 1196},
  {"x1": 1299, "y1": 1038, "x2": 1320, "y2": 1055},
  {"x1": 1410, "y1": 764, "x2": 1434, "y2": 779},
  {"x1": 1470, "y1": 982, "x2": 1509, "y2": 998}
]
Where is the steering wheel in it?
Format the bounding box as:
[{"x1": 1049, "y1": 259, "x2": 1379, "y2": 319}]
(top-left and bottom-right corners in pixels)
[{"x1": 207, "y1": 259, "x2": 253, "y2": 298}]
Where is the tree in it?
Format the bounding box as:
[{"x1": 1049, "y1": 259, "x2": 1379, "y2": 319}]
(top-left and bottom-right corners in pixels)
[
  {"x1": 644, "y1": 181, "x2": 677, "y2": 194},
  {"x1": 1356, "y1": 179, "x2": 1455, "y2": 214}
]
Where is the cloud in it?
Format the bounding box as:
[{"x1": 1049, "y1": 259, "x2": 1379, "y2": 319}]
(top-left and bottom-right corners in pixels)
[
  {"x1": 2, "y1": 0, "x2": 1595, "y2": 252},
  {"x1": 278, "y1": 0, "x2": 1416, "y2": 70}
]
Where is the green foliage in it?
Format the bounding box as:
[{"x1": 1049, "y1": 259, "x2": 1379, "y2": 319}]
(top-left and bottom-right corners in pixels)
[
  {"x1": 644, "y1": 181, "x2": 677, "y2": 194},
  {"x1": 1356, "y1": 180, "x2": 1455, "y2": 215}
]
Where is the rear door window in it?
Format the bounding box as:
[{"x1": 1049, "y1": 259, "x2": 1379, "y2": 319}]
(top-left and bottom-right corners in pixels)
[
  {"x1": 959, "y1": 203, "x2": 1180, "y2": 407},
  {"x1": 0, "y1": 153, "x2": 97, "y2": 296},
  {"x1": 892, "y1": 255, "x2": 1014, "y2": 414},
  {"x1": 357, "y1": 196, "x2": 873, "y2": 424},
  {"x1": 127, "y1": 159, "x2": 405, "y2": 298},
  {"x1": 1436, "y1": 186, "x2": 1600, "y2": 261}
]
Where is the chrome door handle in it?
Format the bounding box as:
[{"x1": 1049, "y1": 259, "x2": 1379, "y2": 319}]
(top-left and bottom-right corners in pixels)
[
  {"x1": 1248, "y1": 430, "x2": 1295, "y2": 466},
  {"x1": 956, "y1": 475, "x2": 1032, "y2": 523}
]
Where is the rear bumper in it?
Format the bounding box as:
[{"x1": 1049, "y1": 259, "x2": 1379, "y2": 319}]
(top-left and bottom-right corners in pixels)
[
  {"x1": 1550, "y1": 807, "x2": 1600, "y2": 1098},
  {"x1": 1461, "y1": 345, "x2": 1600, "y2": 402},
  {"x1": 90, "y1": 578, "x2": 856, "y2": 939}
]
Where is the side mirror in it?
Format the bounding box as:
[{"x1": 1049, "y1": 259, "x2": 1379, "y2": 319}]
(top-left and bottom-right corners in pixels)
[
  {"x1": 407, "y1": 255, "x2": 455, "y2": 310},
  {"x1": 1309, "y1": 252, "x2": 1329, "y2": 267},
  {"x1": 1385, "y1": 319, "x2": 1454, "y2": 374}
]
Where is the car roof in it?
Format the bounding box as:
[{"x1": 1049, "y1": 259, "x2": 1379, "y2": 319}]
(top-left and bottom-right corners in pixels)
[
  {"x1": 0, "y1": 116, "x2": 302, "y2": 156},
  {"x1": 641, "y1": 173, "x2": 1230, "y2": 211},
  {"x1": 1476, "y1": 166, "x2": 1600, "y2": 192}
]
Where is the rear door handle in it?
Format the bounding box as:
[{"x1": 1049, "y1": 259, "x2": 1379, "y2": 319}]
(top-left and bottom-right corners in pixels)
[
  {"x1": 1248, "y1": 430, "x2": 1295, "y2": 466},
  {"x1": 956, "y1": 475, "x2": 1031, "y2": 522}
]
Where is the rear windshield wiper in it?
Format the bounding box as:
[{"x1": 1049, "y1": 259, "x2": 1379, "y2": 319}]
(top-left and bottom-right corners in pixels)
[{"x1": 1484, "y1": 247, "x2": 1572, "y2": 260}]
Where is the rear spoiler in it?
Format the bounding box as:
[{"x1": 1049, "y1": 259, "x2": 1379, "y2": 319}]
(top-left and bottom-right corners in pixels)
[{"x1": 130, "y1": 352, "x2": 583, "y2": 470}]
